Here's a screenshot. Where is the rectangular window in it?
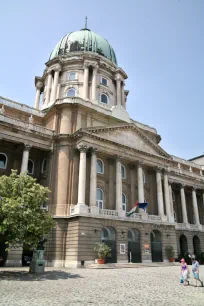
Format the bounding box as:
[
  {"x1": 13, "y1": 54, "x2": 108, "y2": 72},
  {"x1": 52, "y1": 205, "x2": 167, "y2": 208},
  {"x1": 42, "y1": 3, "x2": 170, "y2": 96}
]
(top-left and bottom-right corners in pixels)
[
  {"x1": 68, "y1": 72, "x2": 77, "y2": 81},
  {"x1": 101, "y1": 77, "x2": 108, "y2": 86}
]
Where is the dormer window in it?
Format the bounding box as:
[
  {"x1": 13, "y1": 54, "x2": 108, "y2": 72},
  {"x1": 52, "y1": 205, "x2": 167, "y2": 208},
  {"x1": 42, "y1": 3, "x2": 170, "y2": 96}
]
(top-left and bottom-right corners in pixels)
[
  {"x1": 67, "y1": 88, "x2": 76, "y2": 97},
  {"x1": 100, "y1": 93, "x2": 108, "y2": 104},
  {"x1": 68, "y1": 72, "x2": 77, "y2": 81},
  {"x1": 101, "y1": 77, "x2": 108, "y2": 86}
]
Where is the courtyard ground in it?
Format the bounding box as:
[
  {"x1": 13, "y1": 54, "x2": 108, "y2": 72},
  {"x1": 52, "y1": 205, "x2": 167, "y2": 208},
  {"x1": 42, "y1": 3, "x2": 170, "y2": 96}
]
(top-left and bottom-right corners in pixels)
[{"x1": 0, "y1": 266, "x2": 204, "y2": 306}]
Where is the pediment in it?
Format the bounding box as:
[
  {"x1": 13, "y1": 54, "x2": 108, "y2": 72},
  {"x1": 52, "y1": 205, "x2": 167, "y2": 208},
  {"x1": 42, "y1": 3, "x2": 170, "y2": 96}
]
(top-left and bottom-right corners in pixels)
[{"x1": 84, "y1": 124, "x2": 170, "y2": 158}]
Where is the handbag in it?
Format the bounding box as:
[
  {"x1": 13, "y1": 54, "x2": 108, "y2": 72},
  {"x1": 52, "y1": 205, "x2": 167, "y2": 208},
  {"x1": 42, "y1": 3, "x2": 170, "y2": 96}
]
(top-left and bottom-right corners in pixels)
[{"x1": 180, "y1": 276, "x2": 184, "y2": 284}]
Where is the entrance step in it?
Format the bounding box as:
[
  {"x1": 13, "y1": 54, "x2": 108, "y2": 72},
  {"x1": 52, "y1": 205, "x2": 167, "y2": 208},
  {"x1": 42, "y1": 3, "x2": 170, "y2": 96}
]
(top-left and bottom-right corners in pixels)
[{"x1": 87, "y1": 262, "x2": 180, "y2": 269}]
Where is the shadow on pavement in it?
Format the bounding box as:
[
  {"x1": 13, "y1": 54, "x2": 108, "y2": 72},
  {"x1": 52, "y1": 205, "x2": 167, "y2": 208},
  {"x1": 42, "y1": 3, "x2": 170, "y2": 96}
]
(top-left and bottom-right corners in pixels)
[{"x1": 0, "y1": 270, "x2": 83, "y2": 281}]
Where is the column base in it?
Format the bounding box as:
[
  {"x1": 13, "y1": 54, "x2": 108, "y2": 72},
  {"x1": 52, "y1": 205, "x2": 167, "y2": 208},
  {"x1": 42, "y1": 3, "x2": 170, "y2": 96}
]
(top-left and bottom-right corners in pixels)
[
  {"x1": 168, "y1": 216, "x2": 175, "y2": 224},
  {"x1": 89, "y1": 206, "x2": 99, "y2": 215},
  {"x1": 75, "y1": 204, "x2": 89, "y2": 214},
  {"x1": 161, "y1": 215, "x2": 168, "y2": 222},
  {"x1": 118, "y1": 210, "x2": 126, "y2": 218},
  {"x1": 141, "y1": 212, "x2": 148, "y2": 221}
]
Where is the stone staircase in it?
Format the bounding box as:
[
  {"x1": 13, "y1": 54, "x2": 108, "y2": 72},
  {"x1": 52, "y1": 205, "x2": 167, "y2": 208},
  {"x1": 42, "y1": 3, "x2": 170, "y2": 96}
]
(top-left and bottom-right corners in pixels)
[{"x1": 87, "y1": 262, "x2": 180, "y2": 269}]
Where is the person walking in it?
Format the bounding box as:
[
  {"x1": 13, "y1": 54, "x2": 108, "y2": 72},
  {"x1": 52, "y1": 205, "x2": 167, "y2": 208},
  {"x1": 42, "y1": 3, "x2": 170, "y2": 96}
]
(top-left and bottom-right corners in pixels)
[
  {"x1": 180, "y1": 258, "x2": 190, "y2": 286},
  {"x1": 191, "y1": 255, "x2": 203, "y2": 287}
]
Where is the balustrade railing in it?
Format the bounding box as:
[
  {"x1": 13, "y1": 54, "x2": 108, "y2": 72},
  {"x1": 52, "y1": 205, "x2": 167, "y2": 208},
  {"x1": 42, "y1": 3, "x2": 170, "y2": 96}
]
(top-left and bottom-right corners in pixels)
[
  {"x1": 0, "y1": 114, "x2": 54, "y2": 136},
  {"x1": 148, "y1": 215, "x2": 161, "y2": 221},
  {"x1": 0, "y1": 96, "x2": 44, "y2": 116},
  {"x1": 127, "y1": 213, "x2": 142, "y2": 220},
  {"x1": 99, "y1": 209, "x2": 118, "y2": 217}
]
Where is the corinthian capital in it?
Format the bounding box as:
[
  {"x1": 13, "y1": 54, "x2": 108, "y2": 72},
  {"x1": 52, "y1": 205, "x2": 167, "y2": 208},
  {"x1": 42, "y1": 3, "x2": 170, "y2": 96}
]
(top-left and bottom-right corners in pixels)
[
  {"x1": 36, "y1": 81, "x2": 44, "y2": 90},
  {"x1": 24, "y1": 144, "x2": 32, "y2": 151},
  {"x1": 78, "y1": 145, "x2": 88, "y2": 153},
  {"x1": 52, "y1": 63, "x2": 61, "y2": 72}
]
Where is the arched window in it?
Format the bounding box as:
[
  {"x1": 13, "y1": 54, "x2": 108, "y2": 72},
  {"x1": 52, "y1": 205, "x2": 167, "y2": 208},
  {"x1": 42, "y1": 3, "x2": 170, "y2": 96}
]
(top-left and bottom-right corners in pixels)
[
  {"x1": 121, "y1": 165, "x2": 126, "y2": 179},
  {"x1": 68, "y1": 72, "x2": 77, "y2": 81},
  {"x1": 100, "y1": 93, "x2": 108, "y2": 104},
  {"x1": 67, "y1": 88, "x2": 76, "y2": 97},
  {"x1": 96, "y1": 188, "x2": 104, "y2": 209},
  {"x1": 0, "y1": 153, "x2": 7, "y2": 169},
  {"x1": 97, "y1": 159, "x2": 104, "y2": 174},
  {"x1": 41, "y1": 158, "x2": 48, "y2": 174},
  {"x1": 122, "y1": 193, "x2": 127, "y2": 212},
  {"x1": 27, "y1": 159, "x2": 34, "y2": 175}
]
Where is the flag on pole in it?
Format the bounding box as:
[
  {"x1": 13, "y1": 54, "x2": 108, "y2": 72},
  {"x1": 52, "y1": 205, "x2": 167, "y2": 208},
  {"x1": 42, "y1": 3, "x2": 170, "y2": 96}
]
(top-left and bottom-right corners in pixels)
[
  {"x1": 126, "y1": 201, "x2": 149, "y2": 216},
  {"x1": 126, "y1": 201, "x2": 138, "y2": 216}
]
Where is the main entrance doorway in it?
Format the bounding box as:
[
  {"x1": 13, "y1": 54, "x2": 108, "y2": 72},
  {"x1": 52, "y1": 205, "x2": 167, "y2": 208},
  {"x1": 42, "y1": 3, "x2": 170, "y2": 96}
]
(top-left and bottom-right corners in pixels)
[
  {"x1": 128, "y1": 229, "x2": 141, "y2": 263},
  {"x1": 151, "y1": 230, "x2": 163, "y2": 262},
  {"x1": 180, "y1": 235, "x2": 188, "y2": 255},
  {"x1": 193, "y1": 235, "x2": 201, "y2": 257},
  {"x1": 101, "y1": 227, "x2": 117, "y2": 263}
]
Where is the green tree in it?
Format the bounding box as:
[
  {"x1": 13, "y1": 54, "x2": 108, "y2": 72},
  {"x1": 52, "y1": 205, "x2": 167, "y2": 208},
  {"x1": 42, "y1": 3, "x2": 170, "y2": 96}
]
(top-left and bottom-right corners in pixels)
[{"x1": 0, "y1": 170, "x2": 55, "y2": 249}]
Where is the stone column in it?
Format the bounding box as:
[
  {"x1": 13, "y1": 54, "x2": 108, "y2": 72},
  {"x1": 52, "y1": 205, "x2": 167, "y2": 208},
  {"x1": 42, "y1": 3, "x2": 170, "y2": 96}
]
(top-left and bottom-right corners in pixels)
[
  {"x1": 83, "y1": 63, "x2": 89, "y2": 100},
  {"x1": 20, "y1": 144, "x2": 31, "y2": 173},
  {"x1": 56, "y1": 146, "x2": 69, "y2": 215},
  {"x1": 45, "y1": 72, "x2": 52, "y2": 105},
  {"x1": 108, "y1": 159, "x2": 114, "y2": 210},
  {"x1": 156, "y1": 167, "x2": 165, "y2": 220},
  {"x1": 137, "y1": 162, "x2": 144, "y2": 213},
  {"x1": 89, "y1": 148, "x2": 97, "y2": 209},
  {"x1": 60, "y1": 108, "x2": 72, "y2": 134},
  {"x1": 168, "y1": 181, "x2": 174, "y2": 221},
  {"x1": 77, "y1": 145, "x2": 88, "y2": 208},
  {"x1": 180, "y1": 184, "x2": 189, "y2": 225},
  {"x1": 91, "y1": 65, "x2": 98, "y2": 102},
  {"x1": 163, "y1": 171, "x2": 173, "y2": 222},
  {"x1": 121, "y1": 81, "x2": 125, "y2": 108},
  {"x1": 116, "y1": 156, "x2": 124, "y2": 217},
  {"x1": 192, "y1": 187, "x2": 201, "y2": 227},
  {"x1": 50, "y1": 64, "x2": 61, "y2": 104},
  {"x1": 116, "y1": 79, "x2": 122, "y2": 106},
  {"x1": 130, "y1": 165, "x2": 136, "y2": 210},
  {"x1": 34, "y1": 82, "x2": 43, "y2": 109}
]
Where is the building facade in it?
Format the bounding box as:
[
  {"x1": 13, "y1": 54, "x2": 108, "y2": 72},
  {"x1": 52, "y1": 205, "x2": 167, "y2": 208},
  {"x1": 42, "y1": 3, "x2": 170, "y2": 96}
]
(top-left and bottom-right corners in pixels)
[{"x1": 0, "y1": 28, "x2": 204, "y2": 267}]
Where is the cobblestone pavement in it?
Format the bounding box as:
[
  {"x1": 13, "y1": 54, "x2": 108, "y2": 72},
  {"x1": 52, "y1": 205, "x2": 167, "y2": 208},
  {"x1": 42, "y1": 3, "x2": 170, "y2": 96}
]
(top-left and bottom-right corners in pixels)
[{"x1": 0, "y1": 266, "x2": 204, "y2": 306}]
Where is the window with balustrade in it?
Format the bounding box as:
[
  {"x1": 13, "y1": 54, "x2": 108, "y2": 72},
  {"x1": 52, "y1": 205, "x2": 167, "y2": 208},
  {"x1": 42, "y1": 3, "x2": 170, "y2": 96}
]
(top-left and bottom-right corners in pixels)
[
  {"x1": 96, "y1": 159, "x2": 104, "y2": 174},
  {"x1": 96, "y1": 188, "x2": 104, "y2": 209},
  {"x1": 41, "y1": 158, "x2": 48, "y2": 174},
  {"x1": 28, "y1": 159, "x2": 34, "y2": 175},
  {"x1": 121, "y1": 165, "x2": 126, "y2": 179},
  {"x1": 0, "y1": 153, "x2": 7, "y2": 169},
  {"x1": 122, "y1": 193, "x2": 127, "y2": 212}
]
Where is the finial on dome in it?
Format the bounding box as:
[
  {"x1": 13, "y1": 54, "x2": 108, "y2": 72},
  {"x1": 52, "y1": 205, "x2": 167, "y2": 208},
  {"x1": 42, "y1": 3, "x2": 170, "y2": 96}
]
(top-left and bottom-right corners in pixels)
[{"x1": 85, "y1": 16, "x2": 87, "y2": 29}]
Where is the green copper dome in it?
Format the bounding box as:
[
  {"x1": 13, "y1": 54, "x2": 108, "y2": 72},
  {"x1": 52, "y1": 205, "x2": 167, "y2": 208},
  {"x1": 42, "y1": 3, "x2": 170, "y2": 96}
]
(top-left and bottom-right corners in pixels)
[{"x1": 49, "y1": 29, "x2": 117, "y2": 65}]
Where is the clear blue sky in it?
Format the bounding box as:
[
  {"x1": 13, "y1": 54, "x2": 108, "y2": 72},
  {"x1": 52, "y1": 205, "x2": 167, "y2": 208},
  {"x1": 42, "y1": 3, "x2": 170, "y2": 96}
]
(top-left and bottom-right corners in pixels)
[{"x1": 0, "y1": 0, "x2": 203, "y2": 160}]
